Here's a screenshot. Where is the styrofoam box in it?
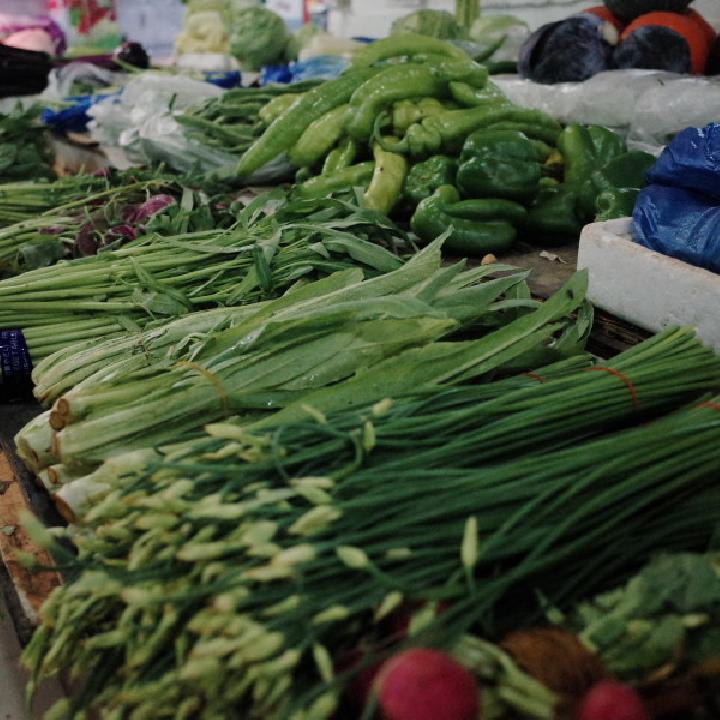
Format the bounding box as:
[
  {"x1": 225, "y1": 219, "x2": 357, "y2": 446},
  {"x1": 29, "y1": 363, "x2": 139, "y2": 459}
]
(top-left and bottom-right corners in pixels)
[{"x1": 578, "y1": 219, "x2": 720, "y2": 353}]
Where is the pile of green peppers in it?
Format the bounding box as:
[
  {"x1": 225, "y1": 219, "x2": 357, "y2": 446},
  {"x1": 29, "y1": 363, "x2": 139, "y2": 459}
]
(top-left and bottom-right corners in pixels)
[
  {"x1": 235, "y1": 34, "x2": 654, "y2": 256},
  {"x1": 408, "y1": 124, "x2": 655, "y2": 253},
  {"x1": 554, "y1": 124, "x2": 656, "y2": 230}
]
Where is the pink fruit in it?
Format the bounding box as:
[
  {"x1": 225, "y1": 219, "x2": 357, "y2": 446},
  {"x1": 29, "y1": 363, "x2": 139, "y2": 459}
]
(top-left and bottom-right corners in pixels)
[
  {"x1": 375, "y1": 648, "x2": 479, "y2": 720},
  {"x1": 578, "y1": 680, "x2": 650, "y2": 720}
]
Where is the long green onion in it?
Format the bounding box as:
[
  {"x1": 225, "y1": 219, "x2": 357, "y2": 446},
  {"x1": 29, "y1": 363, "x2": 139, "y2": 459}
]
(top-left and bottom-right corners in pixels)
[{"x1": 22, "y1": 341, "x2": 720, "y2": 719}]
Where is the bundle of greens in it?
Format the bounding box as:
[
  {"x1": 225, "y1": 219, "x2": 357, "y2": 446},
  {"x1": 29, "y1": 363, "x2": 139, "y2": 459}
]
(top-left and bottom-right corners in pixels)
[
  {"x1": 0, "y1": 176, "x2": 192, "y2": 278},
  {"x1": 0, "y1": 175, "x2": 106, "y2": 228},
  {"x1": 0, "y1": 192, "x2": 406, "y2": 361},
  {"x1": 0, "y1": 104, "x2": 51, "y2": 181},
  {"x1": 21, "y1": 332, "x2": 720, "y2": 720},
  {"x1": 32, "y1": 241, "x2": 581, "y2": 478},
  {"x1": 179, "y1": 81, "x2": 322, "y2": 159}
]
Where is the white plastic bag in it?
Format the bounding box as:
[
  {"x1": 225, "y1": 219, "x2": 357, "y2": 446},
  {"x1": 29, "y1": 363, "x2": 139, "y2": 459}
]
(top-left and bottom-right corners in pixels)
[
  {"x1": 42, "y1": 63, "x2": 119, "y2": 102},
  {"x1": 494, "y1": 69, "x2": 720, "y2": 152},
  {"x1": 88, "y1": 72, "x2": 237, "y2": 174}
]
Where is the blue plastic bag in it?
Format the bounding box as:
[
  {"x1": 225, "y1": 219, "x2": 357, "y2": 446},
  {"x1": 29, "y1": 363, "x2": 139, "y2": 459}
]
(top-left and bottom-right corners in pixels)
[
  {"x1": 260, "y1": 56, "x2": 349, "y2": 85},
  {"x1": 41, "y1": 93, "x2": 114, "y2": 133},
  {"x1": 633, "y1": 183, "x2": 720, "y2": 274},
  {"x1": 647, "y1": 123, "x2": 720, "y2": 200},
  {"x1": 204, "y1": 71, "x2": 242, "y2": 89},
  {"x1": 261, "y1": 64, "x2": 293, "y2": 85}
]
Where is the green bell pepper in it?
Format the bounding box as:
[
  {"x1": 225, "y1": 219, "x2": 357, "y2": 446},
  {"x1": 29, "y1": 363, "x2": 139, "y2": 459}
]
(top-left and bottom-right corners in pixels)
[
  {"x1": 558, "y1": 124, "x2": 626, "y2": 220},
  {"x1": 481, "y1": 121, "x2": 562, "y2": 146},
  {"x1": 592, "y1": 150, "x2": 655, "y2": 192},
  {"x1": 380, "y1": 105, "x2": 561, "y2": 158},
  {"x1": 321, "y1": 138, "x2": 357, "y2": 176},
  {"x1": 523, "y1": 179, "x2": 583, "y2": 243},
  {"x1": 289, "y1": 104, "x2": 352, "y2": 168},
  {"x1": 410, "y1": 184, "x2": 524, "y2": 255},
  {"x1": 352, "y1": 33, "x2": 469, "y2": 67},
  {"x1": 258, "y1": 93, "x2": 300, "y2": 125},
  {"x1": 590, "y1": 150, "x2": 655, "y2": 221},
  {"x1": 595, "y1": 188, "x2": 640, "y2": 222},
  {"x1": 295, "y1": 162, "x2": 375, "y2": 199},
  {"x1": 392, "y1": 97, "x2": 447, "y2": 136},
  {"x1": 348, "y1": 60, "x2": 488, "y2": 142},
  {"x1": 363, "y1": 144, "x2": 407, "y2": 215},
  {"x1": 404, "y1": 155, "x2": 458, "y2": 203},
  {"x1": 449, "y1": 80, "x2": 510, "y2": 108},
  {"x1": 457, "y1": 129, "x2": 551, "y2": 201}
]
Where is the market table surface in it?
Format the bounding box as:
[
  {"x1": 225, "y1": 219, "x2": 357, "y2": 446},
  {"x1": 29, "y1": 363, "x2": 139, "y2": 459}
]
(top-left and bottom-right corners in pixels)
[{"x1": 0, "y1": 404, "x2": 67, "y2": 719}]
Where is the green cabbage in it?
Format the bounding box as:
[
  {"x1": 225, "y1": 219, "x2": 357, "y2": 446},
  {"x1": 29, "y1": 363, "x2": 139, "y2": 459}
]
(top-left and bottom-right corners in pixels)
[
  {"x1": 184, "y1": 0, "x2": 229, "y2": 20},
  {"x1": 391, "y1": 10, "x2": 466, "y2": 40},
  {"x1": 469, "y1": 15, "x2": 530, "y2": 62},
  {"x1": 230, "y1": 6, "x2": 289, "y2": 71}
]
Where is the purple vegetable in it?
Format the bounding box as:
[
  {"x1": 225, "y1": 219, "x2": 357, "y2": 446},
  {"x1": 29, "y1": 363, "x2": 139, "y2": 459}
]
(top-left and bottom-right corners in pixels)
[
  {"x1": 105, "y1": 224, "x2": 137, "y2": 243},
  {"x1": 75, "y1": 223, "x2": 99, "y2": 256},
  {"x1": 614, "y1": 26, "x2": 692, "y2": 73},
  {"x1": 519, "y1": 17, "x2": 614, "y2": 84},
  {"x1": 123, "y1": 194, "x2": 176, "y2": 225}
]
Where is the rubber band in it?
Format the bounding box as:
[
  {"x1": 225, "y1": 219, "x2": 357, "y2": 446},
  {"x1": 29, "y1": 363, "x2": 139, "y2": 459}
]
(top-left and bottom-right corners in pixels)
[
  {"x1": 523, "y1": 372, "x2": 546, "y2": 383},
  {"x1": 697, "y1": 402, "x2": 720, "y2": 412},
  {"x1": 175, "y1": 361, "x2": 229, "y2": 413},
  {"x1": 585, "y1": 366, "x2": 639, "y2": 408}
]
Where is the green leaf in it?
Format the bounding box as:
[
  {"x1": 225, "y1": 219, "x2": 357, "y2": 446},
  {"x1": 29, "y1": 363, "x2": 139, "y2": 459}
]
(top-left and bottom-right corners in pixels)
[{"x1": 321, "y1": 236, "x2": 402, "y2": 273}]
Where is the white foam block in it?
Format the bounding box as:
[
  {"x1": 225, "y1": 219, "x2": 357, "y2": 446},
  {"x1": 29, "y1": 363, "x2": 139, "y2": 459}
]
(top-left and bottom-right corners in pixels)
[{"x1": 578, "y1": 219, "x2": 720, "y2": 353}]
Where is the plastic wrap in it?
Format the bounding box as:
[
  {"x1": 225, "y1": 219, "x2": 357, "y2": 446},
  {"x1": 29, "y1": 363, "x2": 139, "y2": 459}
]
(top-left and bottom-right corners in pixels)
[
  {"x1": 41, "y1": 62, "x2": 118, "y2": 102},
  {"x1": 494, "y1": 70, "x2": 720, "y2": 152},
  {"x1": 88, "y1": 73, "x2": 236, "y2": 174}
]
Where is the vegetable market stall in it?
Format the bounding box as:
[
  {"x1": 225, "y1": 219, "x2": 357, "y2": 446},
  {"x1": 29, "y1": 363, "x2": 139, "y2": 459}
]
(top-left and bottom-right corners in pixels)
[{"x1": 0, "y1": 18, "x2": 717, "y2": 720}]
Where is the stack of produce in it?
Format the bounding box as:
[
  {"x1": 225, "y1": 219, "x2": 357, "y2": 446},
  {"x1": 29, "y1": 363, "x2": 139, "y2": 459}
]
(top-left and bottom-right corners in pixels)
[
  {"x1": 17, "y1": 241, "x2": 589, "y2": 505},
  {"x1": 0, "y1": 191, "x2": 406, "y2": 361},
  {"x1": 233, "y1": 35, "x2": 651, "y2": 256},
  {"x1": 519, "y1": 2, "x2": 717, "y2": 83},
  {"x1": 20, "y1": 326, "x2": 720, "y2": 719},
  {"x1": 0, "y1": 172, "x2": 206, "y2": 278},
  {"x1": 0, "y1": 175, "x2": 106, "y2": 228}
]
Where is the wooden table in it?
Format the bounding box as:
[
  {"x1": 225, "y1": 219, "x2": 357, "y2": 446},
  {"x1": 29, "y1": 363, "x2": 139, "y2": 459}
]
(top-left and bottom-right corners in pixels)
[{"x1": 0, "y1": 404, "x2": 62, "y2": 643}]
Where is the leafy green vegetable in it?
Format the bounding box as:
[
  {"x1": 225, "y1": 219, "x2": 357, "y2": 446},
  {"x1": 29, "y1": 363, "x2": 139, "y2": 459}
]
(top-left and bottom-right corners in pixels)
[
  {"x1": 230, "y1": 6, "x2": 289, "y2": 71},
  {"x1": 0, "y1": 192, "x2": 406, "y2": 360},
  {"x1": 0, "y1": 105, "x2": 51, "y2": 182},
  {"x1": 571, "y1": 553, "x2": 720, "y2": 681}
]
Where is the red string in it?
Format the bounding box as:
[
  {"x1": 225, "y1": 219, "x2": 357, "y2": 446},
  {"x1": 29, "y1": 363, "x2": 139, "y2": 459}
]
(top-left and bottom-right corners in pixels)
[
  {"x1": 585, "y1": 366, "x2": 640, "y2": 408},
  {"x1": 697, "y1": 402, "x2": 720, "y2": 412},
  {"x1": 524, "y1": 372, "x2": 546, "y2": 383}
]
